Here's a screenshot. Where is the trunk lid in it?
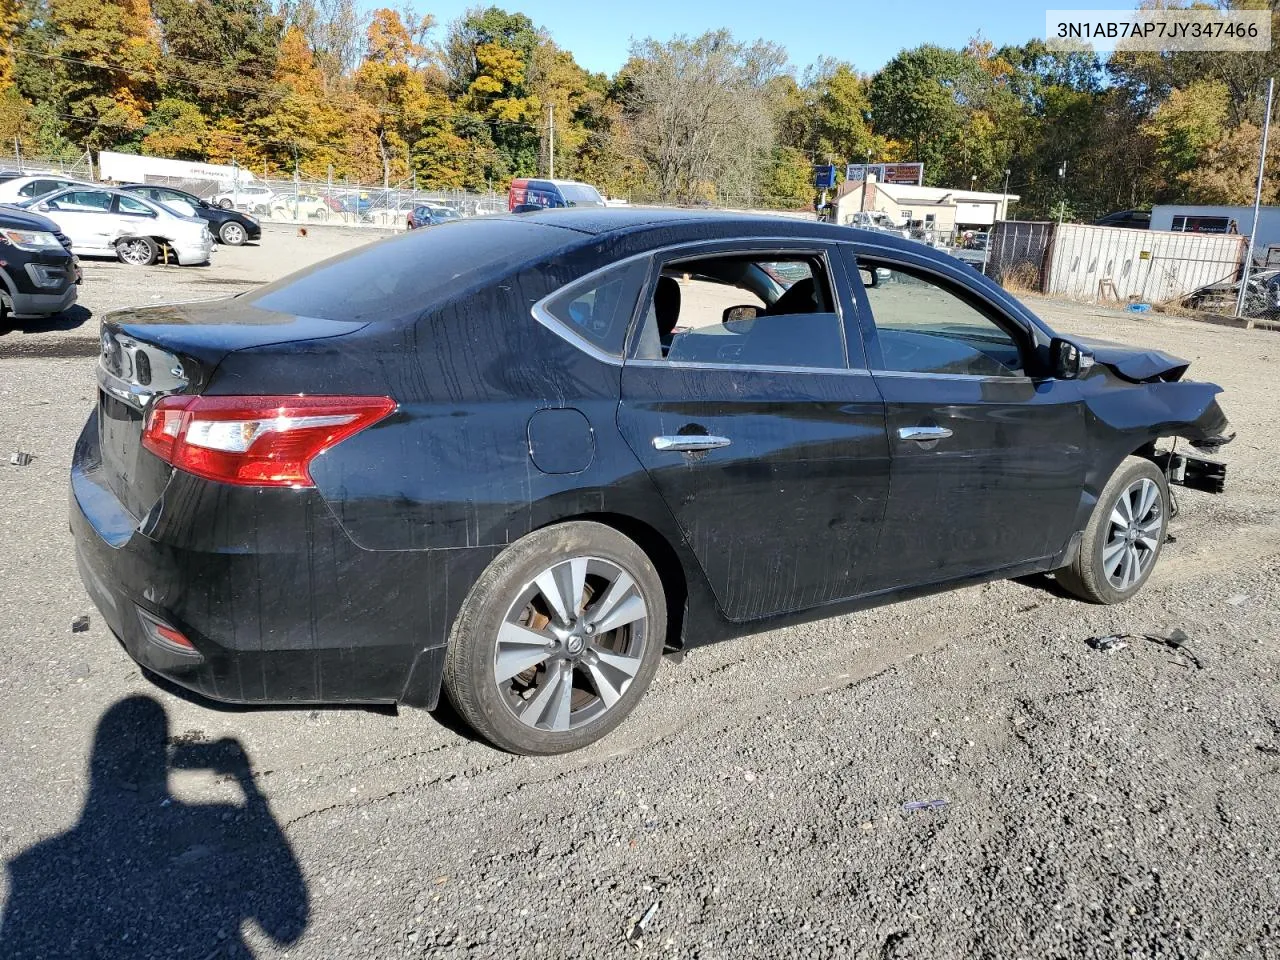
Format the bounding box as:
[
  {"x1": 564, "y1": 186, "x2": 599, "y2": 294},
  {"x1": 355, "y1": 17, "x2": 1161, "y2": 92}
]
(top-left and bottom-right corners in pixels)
[{"x1": 96, "y1": 297, "x2": 367, "y2": 520}]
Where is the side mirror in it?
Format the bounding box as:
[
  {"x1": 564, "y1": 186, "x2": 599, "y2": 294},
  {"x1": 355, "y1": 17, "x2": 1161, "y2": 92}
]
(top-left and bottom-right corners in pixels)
[
  {"x1": 723, "y1": 304, "x2": 760, "y2": 323},
  {"x1": 858, "y1": 267, "x2": 880, "y2": 289},
  {"x1": 35, "y1": 202, "x2": 50, "y2": 212},
  {"x1": 1051, "y1": 337, "x2": 1085, "y2": 379}
]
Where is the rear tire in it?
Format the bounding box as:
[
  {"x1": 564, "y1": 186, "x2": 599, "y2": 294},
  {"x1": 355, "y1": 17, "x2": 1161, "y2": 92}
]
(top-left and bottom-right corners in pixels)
[
  {"x1": 217, "y1": 197, "x2": 233, "y2": 209},
  {"x1": 116, "y1": 236, "x2": 158, "y2": 266},
  {"x1": 444, "y1": 521, "x2": 666, "y2": 755},
  {"x1": 1056, "y1": 456, "x2": 1169, "y2": 604}
]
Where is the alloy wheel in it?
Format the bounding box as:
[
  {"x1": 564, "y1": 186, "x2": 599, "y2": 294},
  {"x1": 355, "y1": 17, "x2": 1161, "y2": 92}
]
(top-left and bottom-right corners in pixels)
[
  {"x1": 1103, "y1": 477, "x2": 1163, "y2": 590},
  {"x1": 494, "y1": 556, "x2": 649, "y2": 732},
  {"x1": 221, "y1": 222, "x2": 246, "y2": 245},
  {"x1": 118, "y1": 239, "x2": 153, "y2": 265}
]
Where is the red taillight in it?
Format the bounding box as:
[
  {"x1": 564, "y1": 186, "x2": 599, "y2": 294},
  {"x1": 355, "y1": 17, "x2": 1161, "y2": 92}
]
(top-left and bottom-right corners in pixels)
[{"x1": 142, "y1": 394, "x2": 396, "y2": 488}]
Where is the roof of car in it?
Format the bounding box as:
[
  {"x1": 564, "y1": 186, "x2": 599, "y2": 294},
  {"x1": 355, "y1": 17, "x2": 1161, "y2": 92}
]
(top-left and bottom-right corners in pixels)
[{"x1": 493, "y1": 206, "x2": 920, "y2": 250}]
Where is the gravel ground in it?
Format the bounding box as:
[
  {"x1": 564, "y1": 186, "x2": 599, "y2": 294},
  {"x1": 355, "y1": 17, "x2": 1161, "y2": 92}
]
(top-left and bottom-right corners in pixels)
[{"x1": 0, "y1": 227, "x2": 1277, "y2": 959}]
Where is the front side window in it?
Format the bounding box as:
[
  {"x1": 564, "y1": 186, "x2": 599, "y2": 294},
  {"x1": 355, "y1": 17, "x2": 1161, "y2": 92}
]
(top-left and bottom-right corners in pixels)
[
  {"x1": 557, "y1": 182, "x2": 605, "y2": 206},
  {"x1": 857, "y1": 261, "x2": 1024, "y2": 378},
  {"x1": 539, "y1": 258, "x2": 648, "y2": 357},
  {"x1": 633, "y1": 252, "x2": 845, "y2": 369}
]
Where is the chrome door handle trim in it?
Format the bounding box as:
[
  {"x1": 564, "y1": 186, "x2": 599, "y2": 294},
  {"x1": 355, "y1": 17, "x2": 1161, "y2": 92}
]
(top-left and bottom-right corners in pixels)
[
  {"x1": 898, "y1": 426, "x2": 953, "y2": 442},
  {"x1": 652, "y1": 435, "x2": 732, "y2": 452}
]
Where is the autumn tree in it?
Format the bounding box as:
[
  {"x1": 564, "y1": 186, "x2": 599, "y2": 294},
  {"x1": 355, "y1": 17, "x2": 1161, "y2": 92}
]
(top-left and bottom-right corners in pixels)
[
  {"x1": 444, "y1": 7, "x2": 544, "y2": 181},
  {"x1": 151, "y1": 0, "x2": 283, "y2": 162},
  {"x1": 39, "y1": 0, "x2": 160, "y2": 149},
  {"x1": 354, "y1": 7, "x2": 438, "y2": 185}
]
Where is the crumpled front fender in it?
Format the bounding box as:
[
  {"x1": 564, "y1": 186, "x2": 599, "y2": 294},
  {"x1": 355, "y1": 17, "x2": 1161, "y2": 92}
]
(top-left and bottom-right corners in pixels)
[{"x1": 1085, "y1": 377, "x2": 1231, "y2": 448}]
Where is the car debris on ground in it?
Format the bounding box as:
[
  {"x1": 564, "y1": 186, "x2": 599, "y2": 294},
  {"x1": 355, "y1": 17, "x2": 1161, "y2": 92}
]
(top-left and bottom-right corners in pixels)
[{"x1": 902, "y1": 799, "x2": 949, "y2": 813}]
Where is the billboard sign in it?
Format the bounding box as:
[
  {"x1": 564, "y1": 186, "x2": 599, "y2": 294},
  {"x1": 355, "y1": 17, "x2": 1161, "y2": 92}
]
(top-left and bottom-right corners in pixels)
[
  {"x1": 813, "y1": 164, "x2": 837, "y2": 189},
  {"x1": 844, "y1": 162, "x2": 924, "y2": 186}
]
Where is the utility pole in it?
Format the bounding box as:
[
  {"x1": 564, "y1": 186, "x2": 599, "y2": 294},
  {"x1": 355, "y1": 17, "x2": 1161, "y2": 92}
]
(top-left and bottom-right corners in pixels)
[
  {"x1": 1002, "y1": 167, "x2": 1011, "y2": 219},
  {"x1": 1057, "y1": 161, "x2": 1067, "y2": 226},
  {"x1": 1237, "y1": 77, "x2": 1274, "y2": 320},
  {"x1": 548, "y1": 104, "x2": 555, "y2": 179}
]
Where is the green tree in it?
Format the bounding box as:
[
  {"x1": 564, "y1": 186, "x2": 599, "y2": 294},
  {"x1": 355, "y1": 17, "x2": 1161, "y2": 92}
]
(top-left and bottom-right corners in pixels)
[
  {"x1": 868, "y1": 44, "x2": 979, "y2": 183},
  {"x1": 151, "y1": 0, "x2": 283, "y2": 162}
]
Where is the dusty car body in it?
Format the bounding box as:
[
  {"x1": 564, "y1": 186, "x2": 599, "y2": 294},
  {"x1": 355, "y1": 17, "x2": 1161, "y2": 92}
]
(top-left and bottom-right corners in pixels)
[{"x1": 70, "y1": 210, "x2": 1231, "y2": 754}]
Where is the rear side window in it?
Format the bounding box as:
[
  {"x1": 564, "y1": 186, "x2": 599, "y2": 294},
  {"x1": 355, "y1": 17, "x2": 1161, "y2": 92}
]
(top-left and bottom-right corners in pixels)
[
  {"x1": 246, "y1": 218, "x2": 572, "y2": 323},
  {"x1": 539, "y1": 259, "x2": 648, "y2": 358}
]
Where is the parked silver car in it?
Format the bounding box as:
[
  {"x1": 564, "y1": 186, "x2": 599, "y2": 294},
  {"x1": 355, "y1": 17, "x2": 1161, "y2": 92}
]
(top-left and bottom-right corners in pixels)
[{"x1": 19, "y1": 186, "x2": 214, "y2": 266}]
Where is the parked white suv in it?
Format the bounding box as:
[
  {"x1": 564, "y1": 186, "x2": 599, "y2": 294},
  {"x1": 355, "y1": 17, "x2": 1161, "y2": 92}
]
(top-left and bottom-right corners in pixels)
[
  {"x1": 20, "y1": 186, "x2": 213, "y2": 266},
  {"x1": 211, "y1": 182, "x2": 275, "y2": 213}
]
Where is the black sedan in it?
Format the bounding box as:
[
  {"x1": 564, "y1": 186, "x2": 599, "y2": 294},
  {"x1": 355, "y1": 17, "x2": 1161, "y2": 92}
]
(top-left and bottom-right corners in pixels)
[
  {"x1": 117, "y1": 183, "x2": 261, "y2": 246},
  {"x1": 71, "y1": 210, "x2": 1232, "y2": 754}
]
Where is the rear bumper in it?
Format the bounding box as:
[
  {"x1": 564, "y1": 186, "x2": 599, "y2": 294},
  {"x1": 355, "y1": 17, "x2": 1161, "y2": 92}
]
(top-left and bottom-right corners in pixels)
[{"x1": 69, "y1": 408, "x2": 477, "y2": 708}]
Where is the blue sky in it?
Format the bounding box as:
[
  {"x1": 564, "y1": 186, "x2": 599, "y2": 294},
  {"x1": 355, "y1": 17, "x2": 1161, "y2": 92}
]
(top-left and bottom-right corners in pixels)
[{"x1": 413, "y1": 0, "x2": 1138, "y2": 75}]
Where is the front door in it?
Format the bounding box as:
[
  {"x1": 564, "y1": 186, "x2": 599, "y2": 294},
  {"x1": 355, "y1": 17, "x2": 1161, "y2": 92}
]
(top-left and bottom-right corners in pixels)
[
  {"x1": 847, "y1": 248, "x2": 1087, "y2": 592},
  {"x1": 617, "y1": 242, "x2": 890, "y2": 622}
]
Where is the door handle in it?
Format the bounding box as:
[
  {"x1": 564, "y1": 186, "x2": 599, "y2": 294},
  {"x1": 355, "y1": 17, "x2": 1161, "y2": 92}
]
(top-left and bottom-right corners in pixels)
[
  {"x1": 652, "y1": 435, "x2": 732, "y2": 452},
  {"x1": 898, "y1": 426, "x2": 953, "y2": 442}
]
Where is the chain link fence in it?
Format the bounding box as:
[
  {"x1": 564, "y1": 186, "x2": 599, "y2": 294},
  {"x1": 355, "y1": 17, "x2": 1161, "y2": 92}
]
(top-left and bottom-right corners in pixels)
[
  {"x1": 0, "y1": 150, "x2": 95, "y2": 178},
  {"x1": 136, "y1": 174, "x2": 509, "y2": 229}
]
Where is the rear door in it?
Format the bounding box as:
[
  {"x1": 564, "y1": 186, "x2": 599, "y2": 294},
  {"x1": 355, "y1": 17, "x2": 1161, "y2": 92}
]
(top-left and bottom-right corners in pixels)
[
  {"x1": 846, "y1": 245, "x2": 1087, "y2": 591},
  {"x1": 615, "y1": 240, "x2": 890, "y2": 622}
]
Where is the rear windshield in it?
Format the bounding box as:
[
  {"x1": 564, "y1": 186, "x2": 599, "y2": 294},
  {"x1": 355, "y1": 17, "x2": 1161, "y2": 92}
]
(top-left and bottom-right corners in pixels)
[
  {"x1": 557, "y1": 183, "x2": 605, "y2": 206},
  {"x1": 245, "y1": 218, "x2": 572, "y2": 323}
]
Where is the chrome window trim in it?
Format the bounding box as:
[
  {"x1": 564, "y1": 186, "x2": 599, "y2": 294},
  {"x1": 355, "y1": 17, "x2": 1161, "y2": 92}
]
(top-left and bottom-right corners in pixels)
[
  {"x1": 529, "y1": 249, "x2": 655, "y2": 368},
  {"x1": 628, "y1": 358, "x2": 871, "y2": 377},
  {"x1": 867, "y1": 369, "x2": 1032, "y2": 384}
]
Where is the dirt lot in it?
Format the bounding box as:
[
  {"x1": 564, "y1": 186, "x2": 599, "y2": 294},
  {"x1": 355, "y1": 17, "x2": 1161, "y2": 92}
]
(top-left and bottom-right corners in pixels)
[{"x1": 0, "y1": 225, "x2": 1277, "y2": 959}]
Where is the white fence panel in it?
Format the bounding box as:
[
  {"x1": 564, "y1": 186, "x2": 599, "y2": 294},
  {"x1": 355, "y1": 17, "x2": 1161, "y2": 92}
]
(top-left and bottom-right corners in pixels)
[{"x1": 1046, "y1": 224, "x2": 1245, "y2": 304}]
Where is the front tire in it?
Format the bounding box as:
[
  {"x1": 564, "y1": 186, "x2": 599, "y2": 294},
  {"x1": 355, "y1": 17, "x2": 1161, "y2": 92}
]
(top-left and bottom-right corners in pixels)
[
  {"x1": 444, "y1": 521, "x2": 666, "y2": 755},
  {"x1": 218, "y1": 221, "x2": 247, "y2": 245},
  {"x1": 1056, "y1": 456, "x2": 1169, "y2": 604},
  {"x1": 116, "y1": 237, "x2": 158, "y2": 266}
]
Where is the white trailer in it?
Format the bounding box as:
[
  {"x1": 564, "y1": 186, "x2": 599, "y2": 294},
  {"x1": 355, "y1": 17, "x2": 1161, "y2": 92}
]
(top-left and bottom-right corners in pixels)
[{"x1": 1150, "y1": 203, "x2": 1280, "y2": 250}]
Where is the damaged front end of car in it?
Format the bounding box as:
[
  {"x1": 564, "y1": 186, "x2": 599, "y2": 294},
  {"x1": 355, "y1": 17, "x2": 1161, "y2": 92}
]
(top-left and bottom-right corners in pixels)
[{"x1": 1072, "y1": 336, "x2": 1234, "y2": 494}]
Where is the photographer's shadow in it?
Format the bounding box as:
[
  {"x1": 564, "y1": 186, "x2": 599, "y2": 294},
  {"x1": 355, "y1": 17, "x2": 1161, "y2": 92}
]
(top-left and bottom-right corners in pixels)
[{"x1": 1, "y1": 695, "x2": 308, "y2": 959}]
